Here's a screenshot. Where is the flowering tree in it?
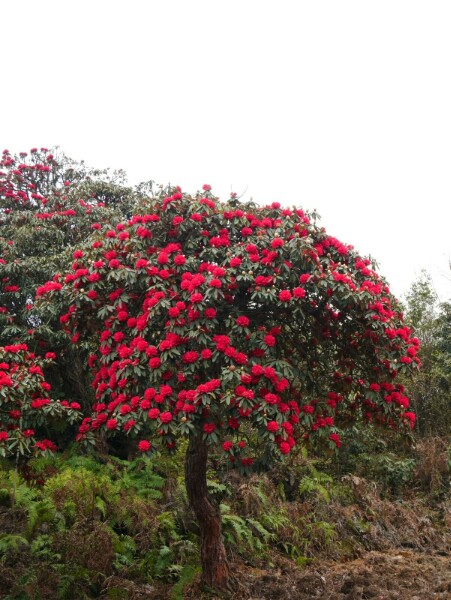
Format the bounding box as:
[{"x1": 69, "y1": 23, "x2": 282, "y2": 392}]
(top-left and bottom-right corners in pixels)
[
  {"x1": 0, "y1": 344, "x2": 80, "y2": 458},
  {"x1": 0, "y1": 147, "x2": 143, "y2": 409},
  {"x1": 38, "y1": 186, "x2": 419, "y2": 590}
]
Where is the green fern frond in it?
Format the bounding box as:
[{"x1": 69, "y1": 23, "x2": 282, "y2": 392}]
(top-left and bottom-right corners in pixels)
[
  {"x1": 0, "y1": 533, "x2": 29, "y2": 556},
  {"x1": 247, "y1": 518, "x2": 274, "y2": 542}
]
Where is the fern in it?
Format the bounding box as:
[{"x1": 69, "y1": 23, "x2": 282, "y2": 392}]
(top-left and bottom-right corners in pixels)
[
  {"x1": 307, "y1": 520, "x2": 338, "y2": 549},
  {"x1": 1, "y1": 472, "x2": 37, "y2": 509},
  {"x1": 260, "y1": 510, "x2": 290, "y2": 532},
  {"x1": 119, "y1": 460, "x2": 165, "y2": 500},
  {"x1": 154, "y1": 545, "x2": 174, "y2": 579},
  {"x1": 170, "y1": 565, "x2": 200, "y2": 600},
  {"x1": 278, "y1": 540, "x2": 310, "y2": 563},
  {"x1": 254, "y1": 483, "x2": 269, "y2": 508},
  {"x1": 26, "y1": 498, "x2": 60, "y2": 536},
  {"x1": 0, "y1": 533, "x2": 29, "y2": 556},
  {"x1": 62, "y1": 454, "x2": 105, "y2": 474},
  {"x1": 247, "y1": 518, "x2": 274, "y2": 543},
  {"x1": 206, "y1": 478, "x2": 230, "y2": 497},
  {"x1": 112, "y1": 534, "x2": 137, "y2": 569},
  {"x1": 31, "y1": 534, "x2": 61, "y2": 561},
  {"x1": 157, "y1": 511, "x2": 180, "y2": 542},
  {"x1": 220, "y1": 504, "x2": 269, "y2": 553},
  {"x1": 299, "y1": 467, "x2": 334, "y2": 503},
  {"x1": 220, "y1": 507, "x2": 248, "y2": 544},
  {"x1": 94, "y1": 495, "x2": 107, "y2": 518}
]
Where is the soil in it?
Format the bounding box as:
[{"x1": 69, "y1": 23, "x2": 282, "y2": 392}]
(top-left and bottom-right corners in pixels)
[
  {"x1": 234, "y1": 549, "x2": 451, "y2": 600},
  {"x1": 183, "y1": 548, "x2": 451, "y2": 599}
]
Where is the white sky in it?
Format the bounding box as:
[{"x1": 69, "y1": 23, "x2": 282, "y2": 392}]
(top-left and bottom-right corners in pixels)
[{"x1": 2, "y1": 1, "x2": 450, "y2": 302}]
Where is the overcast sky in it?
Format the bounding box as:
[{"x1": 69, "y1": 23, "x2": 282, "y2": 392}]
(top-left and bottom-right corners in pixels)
[{"x1": 2, "y1": 1, "x2": 450, "y2": 301}]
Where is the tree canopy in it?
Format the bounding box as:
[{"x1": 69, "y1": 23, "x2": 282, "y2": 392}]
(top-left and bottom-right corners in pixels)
[{"x1": 36, "y1": 186, "x2": 420, "y2": 464}]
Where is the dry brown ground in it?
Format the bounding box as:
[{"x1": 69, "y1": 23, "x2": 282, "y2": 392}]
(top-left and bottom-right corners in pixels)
[
  {"x1": 94, "y1": 549, "x2": 451, "y2": 600},
  {"x1": 232, "y1": 549, "x2": 451, "y2": 600}
]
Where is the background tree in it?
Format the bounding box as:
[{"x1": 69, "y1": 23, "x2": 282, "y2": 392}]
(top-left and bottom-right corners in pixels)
[
  {"x1": 38, "y1": 186, "x2": 418, "y2": 591},
  {"x1": 402, "y1": 271, "x2": 450, "y2": 436},
  {"x1": 0, "y1": 147, "x2": 148, "y2": 412}
]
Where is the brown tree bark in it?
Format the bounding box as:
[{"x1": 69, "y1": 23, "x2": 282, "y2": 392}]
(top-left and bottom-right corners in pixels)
[{"x1": 184, "y1": 433, "x2": 232, "y2": 592}]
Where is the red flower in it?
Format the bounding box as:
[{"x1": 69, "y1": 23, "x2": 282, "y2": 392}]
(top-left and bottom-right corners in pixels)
[
  {"x1": 31, "y1": 399, "x2": 50, "y2": 409},
  {"x1": 203, "y1": 423, "x2": 216, "y2": 434},
  {"x1": 182, "y1": 351, "x2": 198, "y2": 364},
  {"x1": 404, "y1": 412, "x2": 416, "y2": 428},
  {"x1": 279, "y1": 442, "x2": 290, "y2": 454},
  {"x1": 236, "y1": 316, "x2": 250, "y2": 327},
  {"x1": 251, "y1": 364, "x2": 264, "y2": 376},
  {"x1": 266, "y1": 421, "x2": 279, "y2": 432},
  {"x1": 160, "y1": 412, "x2": 172, "y2": 424},
  {"x1": 279, "y1": 290, "x2": 292, "y2": 302},
  {"x1": 106, "y1": 419, "x2": 117, "y2": 430},
  {"x1": 264, "y1": 334, "x2": 276, "y2": 347},
  {"x1": 329, "y1": 433, "x2": 341, "y2": 447},
  {"x1": 230, "y1": 257, "x2": 242, "y2": 267},
  {"x1": 138, "y1": 440, "x2": 151, "y2": 452},
  {"x1": 293, "y1": 287, "x2": 306, "y2": 298},
  {"x1": 265, "y1": 393, "x2": 279, "y2": 405},
  {"x1": 35, "y1": 439, "x2": 57, "y2": 452},
  {"x1": 222, "y1": 441, "x2": 233, "y2": 451},
  {"x1": 282, "y1": 422, "x2": 293, "y2": 435}
]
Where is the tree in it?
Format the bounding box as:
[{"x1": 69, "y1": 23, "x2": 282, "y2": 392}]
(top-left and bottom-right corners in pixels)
[
  {"x1": 402, "y1": 271, "x2": 451, "y2": 435},
  {"x1": 0, "y1": 147, "x2": 146, "y2": 411},
  {"x1": 38, "y1": 185, "x2": 419, "y2": 591}
]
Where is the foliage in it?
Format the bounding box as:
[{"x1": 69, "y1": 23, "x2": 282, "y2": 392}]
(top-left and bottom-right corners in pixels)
[
  {"x1": 0, "y1": 454, "x2": 193, "y2": 598},
  {"x1": 402, "y1": 271, "x2": 451, "y2": 436},
  {"x1": 0, "y1": 442, "x2": 448, "y2": 598},
  {"x1": 0, "y1": 147, "x2": 144, "y2": 414},
  {"x1": 0, "y1": 345, "x2": 80, "y2": 458},
  {"x1": 37, "y1": 185, "x2": 419, "y2": 468}
]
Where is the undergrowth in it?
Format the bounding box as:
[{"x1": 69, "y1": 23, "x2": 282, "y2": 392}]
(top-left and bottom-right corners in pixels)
[{"x1": 0, "y1": 434, "x2": 449, "y2": 599}]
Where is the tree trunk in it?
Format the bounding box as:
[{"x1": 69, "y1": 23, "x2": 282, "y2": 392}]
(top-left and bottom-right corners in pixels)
[
  {"x1": 61, "y1": 346, "x2": 93, "y2": 412},
  {"x1": 184, "y1": 433, "x2": 232, "y2": 592}
]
